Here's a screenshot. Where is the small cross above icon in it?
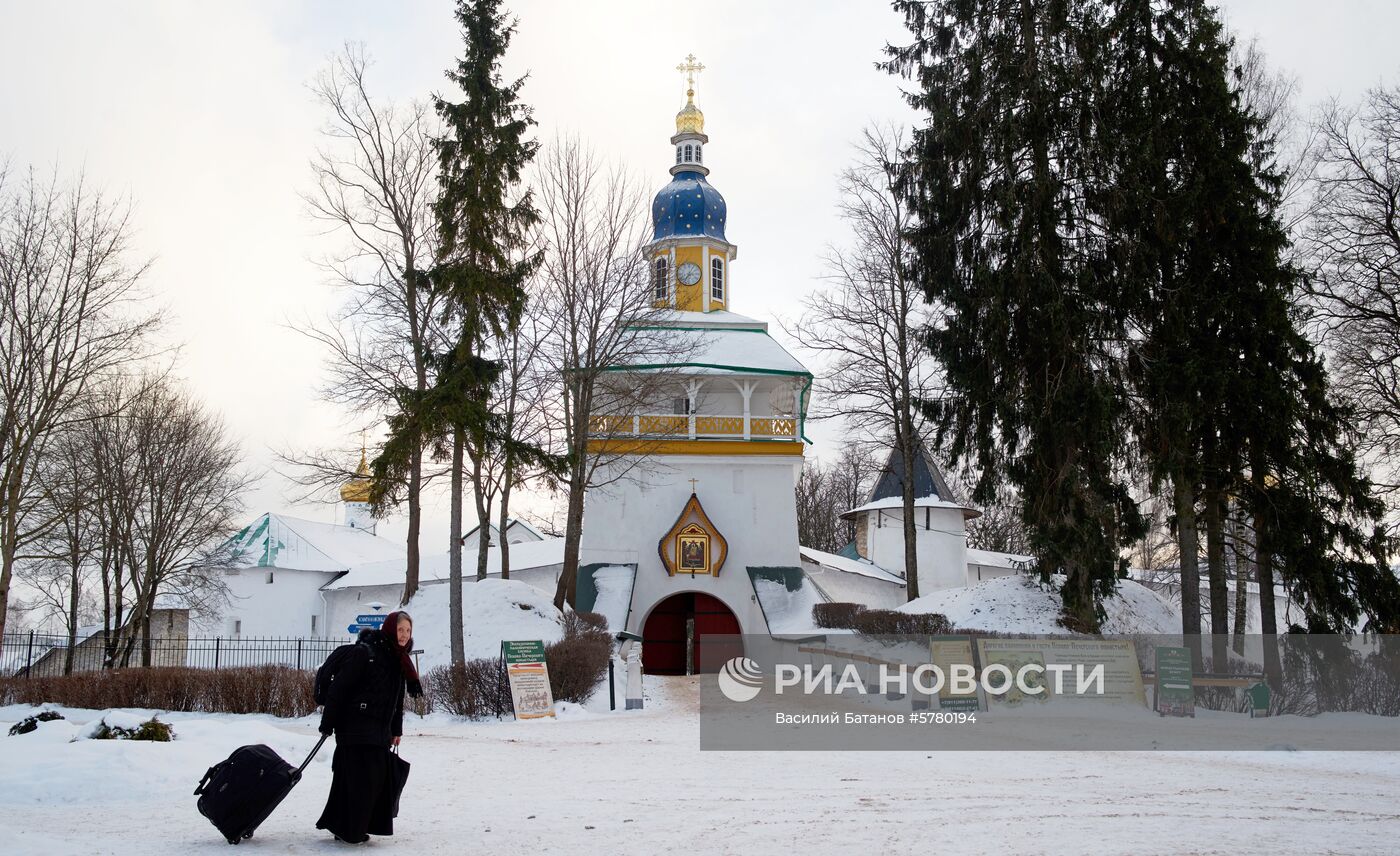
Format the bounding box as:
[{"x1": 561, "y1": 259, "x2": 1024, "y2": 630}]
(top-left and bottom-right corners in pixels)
[{"x1": 688, "y1": 478, "x2": 699, "y2": 493}]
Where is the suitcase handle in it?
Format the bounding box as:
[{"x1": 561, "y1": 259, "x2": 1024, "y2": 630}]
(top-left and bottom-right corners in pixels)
[
  {"x1": 194, "y1": 764, "x2": 218, "y2": 796},
  {"x1": 295, "y1": 733, "x2": 329, "y2": 776}
]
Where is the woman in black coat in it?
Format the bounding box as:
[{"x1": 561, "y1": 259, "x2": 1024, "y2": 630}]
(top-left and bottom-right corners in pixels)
[{"x1": 316, "y1": 610, "x2": 422, "y2": 844}]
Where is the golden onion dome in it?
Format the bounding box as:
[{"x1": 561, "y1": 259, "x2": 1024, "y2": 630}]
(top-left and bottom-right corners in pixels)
[
  {"x1": 676, "y1": 89, "x2": 705, "y2": 135},
  {"x1": 340, "y1": 450, "x2": 372, "y2": 504}
]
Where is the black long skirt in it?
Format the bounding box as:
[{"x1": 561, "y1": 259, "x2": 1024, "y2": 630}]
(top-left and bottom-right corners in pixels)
[{"x1": 315, "y1": 743, "x2": 395, "y2": 842}]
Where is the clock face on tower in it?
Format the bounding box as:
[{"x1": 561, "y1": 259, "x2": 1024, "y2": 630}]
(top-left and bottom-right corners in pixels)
[{"x1": 677, "y1": 262, "x2": 702, "y2": 285}]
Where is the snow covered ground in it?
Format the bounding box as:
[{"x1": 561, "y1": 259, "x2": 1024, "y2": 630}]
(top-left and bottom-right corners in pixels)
[
  {"x1": 5, "y1": 681, "x2": 1400, "y2": 856},
  {"x1": 901, "y1": 574, "x2": 1181, "y2": 634}
]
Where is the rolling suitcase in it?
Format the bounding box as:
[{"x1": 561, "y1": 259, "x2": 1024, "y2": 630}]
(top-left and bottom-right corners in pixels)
[{"x1": 194, "y1": 734, "x2": 328, "y2": 845}]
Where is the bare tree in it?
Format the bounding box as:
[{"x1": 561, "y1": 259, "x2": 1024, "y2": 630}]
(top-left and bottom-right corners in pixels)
[
  {"x1": 297, "y1": 44, "x2": 442, "y2": 603},
  {"x1": 795, "y1": 439, "x2": 882, "y2": 554},
  {"x1": 786, "y1": 124, "x2": 940, "y2": 600},
  {"x1": 114, "y1": 377, "x2": 249, "y2": 667},
  {"x1": 1304, "y1": 83, "x2": 1400, "y2": 510},
  {"x1": 492, "y1": 308, "x2": 557, "y2": 580},
  {"x1": 533, "y1": 136, "x2": 695, "y2": 610},
  {"x1": 19, "y1": 417, "x2": 103, "y2": 671},
  {"x1": 0, "y1": 167, "x2": 159, "y2": 639}
]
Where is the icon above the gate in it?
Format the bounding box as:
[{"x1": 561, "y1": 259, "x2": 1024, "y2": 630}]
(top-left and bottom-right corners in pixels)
[{"x1": 659, "y1": 491, "x2": 728, "y2": 576}]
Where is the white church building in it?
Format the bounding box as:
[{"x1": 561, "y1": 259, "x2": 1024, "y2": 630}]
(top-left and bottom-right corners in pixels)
[{"x1": 202, "y1": 69, "x2": 1030, "y2": 672}]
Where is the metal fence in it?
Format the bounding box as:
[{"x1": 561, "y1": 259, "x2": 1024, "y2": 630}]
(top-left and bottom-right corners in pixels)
[{"x1": 2, "y1": 631, "x2": 351, "y2": 678}]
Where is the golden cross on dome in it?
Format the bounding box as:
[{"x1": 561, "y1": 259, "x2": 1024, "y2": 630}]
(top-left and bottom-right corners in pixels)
[
  {"x1": 676, "y1": 53, "x2": 705, "y2": 100},
  {"x1": 688, "y1": 477, "x2": 699, "y2": 493}
]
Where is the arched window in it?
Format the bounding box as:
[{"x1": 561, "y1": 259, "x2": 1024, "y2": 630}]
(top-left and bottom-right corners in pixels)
[
  {"x1": 675, "y1": 145, "x2": 683, "y2": 165},
  {"x1": 653, "y1": 257, "x2": 670, "y2": 303},
  {"x1": 694, "y1": 144, "x2": 703, "y2": 164},
  {"x1": 684, "y1": 143, "x2": 694, "y2": 162},
  {"x1": 711, "y1": 257, "x2": 724, "y2": 302}
]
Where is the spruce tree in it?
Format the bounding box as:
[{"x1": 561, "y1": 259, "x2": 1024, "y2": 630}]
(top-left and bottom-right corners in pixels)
[
  {"x1": 887, "y1": 0, "x2": 1144, "y2": 631},
  {"x1": 1100, "y1": 0, "x2": 1400, "y2": 672},
  {"x1": 376, "y1": 0, "x2": 541, "y2": 665}
]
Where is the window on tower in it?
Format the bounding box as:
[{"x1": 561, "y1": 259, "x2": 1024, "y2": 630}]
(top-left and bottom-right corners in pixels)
[
  {"x1": 653, "y1": 257, "x2": 670, "y2": 303},
  {"x1": 695, "y1": 144, "x2": 702, "y2": 164},
  {"x1": 711, "y1": 258, "x2": 724, "y2": 302},
  {"x1": 684, "y1": 144, "x2": 694, "y2": 162},
  {"x1": 675, "y1": 145, "x2": 683, "y2": 165}
]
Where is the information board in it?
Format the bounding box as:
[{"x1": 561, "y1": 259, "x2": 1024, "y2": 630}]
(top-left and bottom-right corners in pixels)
[{"x1": 502, "y1": 640, "x2": 556, "y2": 720}]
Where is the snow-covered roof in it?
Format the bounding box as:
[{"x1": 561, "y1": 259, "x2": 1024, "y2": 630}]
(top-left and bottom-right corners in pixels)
[
  {"x1": 645, "y1": 309, "x2": 769, "y2": 331},
  {"x1": 611, "y1": 326, "x2": 811, "y2": 378},
  {"x1": 966, "y1": 548, "x2": 1034, "y2": 570},
  {"x1": 507, "y1": 518, "x2": 545, "y2": 540},
  {"x1": 798, "y1": 545, "x2": 907, "y2": 586},
  {"x1": 327, "y1": 536, "x2": 565, "y2": 590},
  {"x1": 225, "y1": 512, "x2": 404, "y2": 573},
  {"x1": 840, "y1": 495, "x2": 980, "y2": 520},
  {"x1": 461, "y1": 517, "x2": 546, "y2": 545}
]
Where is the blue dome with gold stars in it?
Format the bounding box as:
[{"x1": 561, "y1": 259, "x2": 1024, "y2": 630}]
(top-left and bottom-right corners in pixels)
[{"x1": 651, "y1": 170, "x2": 727, "y2": 242}]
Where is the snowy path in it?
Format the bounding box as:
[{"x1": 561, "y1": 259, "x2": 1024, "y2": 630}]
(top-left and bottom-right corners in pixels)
[{"x1": 4, "y1": 678, "x2": 1400, "y2": 855}]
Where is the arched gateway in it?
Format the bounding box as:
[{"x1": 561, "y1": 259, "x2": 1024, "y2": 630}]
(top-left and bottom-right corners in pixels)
[{"x1": 641, "y1": 592, "x2": 743, "y2": 675}]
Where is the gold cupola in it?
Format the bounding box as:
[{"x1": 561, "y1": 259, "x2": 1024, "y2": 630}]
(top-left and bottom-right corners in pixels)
[
  {"x1": 674, "y1": 53, "x2": 705, "y2": 135},
  {"x1": 340, "y1": 449, "x2": 372, "y2": 504}
]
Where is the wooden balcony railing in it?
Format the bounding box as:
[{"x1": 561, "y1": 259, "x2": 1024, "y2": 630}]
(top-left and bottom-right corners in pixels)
[{"x1": 588, "y1": 413, "x2": 800, "y2": 442}]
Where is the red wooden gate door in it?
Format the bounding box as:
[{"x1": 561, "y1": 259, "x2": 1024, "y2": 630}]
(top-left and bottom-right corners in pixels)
[
  {"x1": 691, "y1": 592, "x2": 742, "y2": 672},
  {"x1": 641, "y1": 592, "x2": 743, "y2": 675},
  {"x1": 641, "y1": 594, "x2": 688, "y2": 675}
]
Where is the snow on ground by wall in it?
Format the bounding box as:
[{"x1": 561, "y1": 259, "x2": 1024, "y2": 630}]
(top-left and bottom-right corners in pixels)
[
  {"x1": 590, "y1": 566, "x2": 634, "y2": 632},
  {"x1": 405, "y1": 578, "x2": 565, "y2": 670},
  {"x1": 900, "y1": 574, "x2": 1180, "y2": 634}
]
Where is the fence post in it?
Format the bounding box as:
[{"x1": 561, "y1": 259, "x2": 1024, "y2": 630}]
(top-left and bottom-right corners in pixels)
[
  {"x1": 25, "y1": 630, "x2": 35, "y2": 679},
  {"x1": 296, "y1": 638, "x2": 303, "y2": 671},
  {"x1": 214, "y1": 637, "x2": 221, "y2": 670}
]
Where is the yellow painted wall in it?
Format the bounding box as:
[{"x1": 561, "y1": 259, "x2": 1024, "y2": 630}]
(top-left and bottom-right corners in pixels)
[
  {"x1": 675, "y1": 245, "x2": 704, "y2": 311},
  {"x1": 648, "y1": 244, "x2": 731, "y2": 311}
]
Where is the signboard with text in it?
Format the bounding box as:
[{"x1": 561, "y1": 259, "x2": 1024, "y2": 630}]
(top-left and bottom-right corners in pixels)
[
  {"x1": 502, "y1": 640, "x2": 556, "y2": 720},
  {"x1": 928, "y1": 638, "x2": 982, "y2": 711},
  {"x1": 976, "y1": 638, "x2": 1147, "y2": 706},
  {"x1": 1154, "y1": 646, "x2": 1196, "y2": 717}
]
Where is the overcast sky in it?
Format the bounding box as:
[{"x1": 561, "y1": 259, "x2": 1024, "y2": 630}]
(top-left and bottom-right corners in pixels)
[{"x1": 2, "y1": 0, "x2": 1396, "y2": 552}]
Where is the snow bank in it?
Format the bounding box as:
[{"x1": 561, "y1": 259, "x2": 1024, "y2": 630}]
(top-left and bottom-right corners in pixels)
[
  {"x1": 899, "y1": 575, "x2": 1180, "y2": 634},
  {"x1": 0, "y1": 704, "x2": 324, "y2": 808},
  {"x1": 406, "y1": 578, "x2": 565, "y2": 669},
  {"x1": 754, "y1": 578, "x2": 826, "y2": 635},
  {"x1": 590, "y1": 565, "x2": 635, "y2": 632}
]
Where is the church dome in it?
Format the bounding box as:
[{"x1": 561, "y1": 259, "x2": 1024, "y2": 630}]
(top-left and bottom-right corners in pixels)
[
  {"x1": 652, "y1": 170, "x2": 727, "y2": 242},
  {"x1": 340, "y1": 450, "x2": 372, "y2": 504},
  {"x1": 676, "y1": 95, "x2": 704, "y2": 135}
]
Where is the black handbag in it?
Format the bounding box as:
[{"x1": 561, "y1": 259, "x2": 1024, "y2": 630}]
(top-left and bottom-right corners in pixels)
[{"x1": 387, "y1": 746, "x2": 411, "y2": 818}]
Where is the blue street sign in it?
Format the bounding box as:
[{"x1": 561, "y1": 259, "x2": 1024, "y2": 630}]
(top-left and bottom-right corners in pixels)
[
  {"x1": 347, "y1": 624, "x2": 362, "y2": 634},
  {"x1": 356, "y1": 614, "x2": 387, "y2": 627}
]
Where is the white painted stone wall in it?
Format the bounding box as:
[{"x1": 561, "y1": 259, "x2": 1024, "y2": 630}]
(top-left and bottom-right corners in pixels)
[
  {"x1": 193, "y1": 567, "x2": 339, "y2": 638},
  {"x1": 800, "y1": 560, "x2": 906, "y2": 610},
  {"x1": 864, "y1": 506, "x2": 969, "y2": 592},
  {"x1": 580, "y1": 453, "x2": 803, "y2": 636},
  {"x1": 967, "y1": 562, "x2": 1021, "y2": 585}
]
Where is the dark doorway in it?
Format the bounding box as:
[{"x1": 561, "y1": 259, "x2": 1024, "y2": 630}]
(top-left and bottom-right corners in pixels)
[{"x1": 640, "y1": 592, "x2": 742, "y2": 675}]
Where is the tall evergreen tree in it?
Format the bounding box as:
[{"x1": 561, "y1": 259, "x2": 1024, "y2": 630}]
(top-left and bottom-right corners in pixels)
[
  {"x1": 375, "y1": 0, "x2": 542, "y2": 665},
  {"x1": 1099, "y1": 0, "x2": 1400, "y2": 671},
  {"x1": 887, "y1": 0, "x2": 1144, "y2": 631}
]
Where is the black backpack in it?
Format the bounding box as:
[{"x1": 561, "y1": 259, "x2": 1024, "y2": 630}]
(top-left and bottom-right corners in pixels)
[{"x1": 313, "y1": 640, "x2": 373, "y2": 707}]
